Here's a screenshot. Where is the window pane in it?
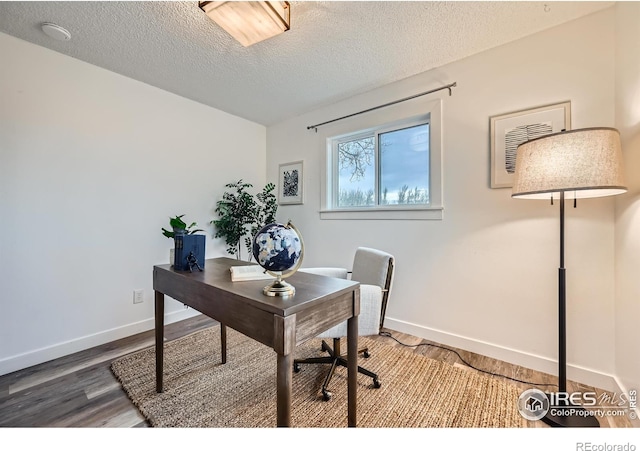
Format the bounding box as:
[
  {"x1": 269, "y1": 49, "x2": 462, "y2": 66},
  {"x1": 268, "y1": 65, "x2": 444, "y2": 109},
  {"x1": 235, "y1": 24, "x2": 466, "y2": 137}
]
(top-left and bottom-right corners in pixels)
[
  {"x1": 379, "y1": 124, "x2": 429, "y2": 205},
  {"x1": 337, "y1": 136, "x2": 375, "y2": 207}
]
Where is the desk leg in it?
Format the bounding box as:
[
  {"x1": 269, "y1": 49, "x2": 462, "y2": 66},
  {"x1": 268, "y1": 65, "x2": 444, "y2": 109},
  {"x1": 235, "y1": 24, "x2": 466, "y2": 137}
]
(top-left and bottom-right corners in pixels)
[
  {"x1": 276, "y1": 352, "x2": 292, "y2": 427},
  {"x1": 155, "y1": 291, "x2": 164, "y2": 393},
  {"x1": 220, "y1": 323, "x2": 227, "y2": 364},
  {"x1": 347, "y1": 314, "x2": 358, "y2": 427},
  {"x1": 275, "y1": 314, "x2": 296, "y2": 427}
]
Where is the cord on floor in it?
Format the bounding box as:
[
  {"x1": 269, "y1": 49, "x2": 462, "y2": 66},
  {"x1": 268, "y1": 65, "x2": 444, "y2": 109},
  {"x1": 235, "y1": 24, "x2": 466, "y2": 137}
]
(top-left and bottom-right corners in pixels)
[{"x1": 378, "y1": 331, "x2": 558, "y2": 389}]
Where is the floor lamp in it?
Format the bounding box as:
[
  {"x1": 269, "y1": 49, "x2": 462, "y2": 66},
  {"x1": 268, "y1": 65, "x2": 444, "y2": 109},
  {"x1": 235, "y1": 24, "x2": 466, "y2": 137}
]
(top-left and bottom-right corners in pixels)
[{"x1": 511, "y1": 127, "x2": 627, "y2": 428}]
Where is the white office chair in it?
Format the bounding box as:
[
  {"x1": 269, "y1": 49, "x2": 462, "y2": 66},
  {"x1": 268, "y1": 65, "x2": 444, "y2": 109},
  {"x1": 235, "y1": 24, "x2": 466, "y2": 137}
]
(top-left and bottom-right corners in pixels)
[{"x1": 295, "y1": 247, "x2": 395, "y2": 401}]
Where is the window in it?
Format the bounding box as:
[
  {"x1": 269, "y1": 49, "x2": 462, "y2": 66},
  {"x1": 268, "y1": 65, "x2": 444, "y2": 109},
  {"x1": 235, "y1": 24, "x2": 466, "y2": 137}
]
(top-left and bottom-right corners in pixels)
[
  {"x1": 321, "y1": 98, "x2": 443, "y2": 220},
  {"x1": 334, "y1": 121, "x2": 430, "y2": 208}
]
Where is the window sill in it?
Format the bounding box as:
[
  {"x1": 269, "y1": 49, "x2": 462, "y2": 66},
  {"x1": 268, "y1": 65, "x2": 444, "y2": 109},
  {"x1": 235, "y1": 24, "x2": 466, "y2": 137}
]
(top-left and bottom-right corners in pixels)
[{"x1": 319, "y1": 207, "x2": 444, "y2": 220}]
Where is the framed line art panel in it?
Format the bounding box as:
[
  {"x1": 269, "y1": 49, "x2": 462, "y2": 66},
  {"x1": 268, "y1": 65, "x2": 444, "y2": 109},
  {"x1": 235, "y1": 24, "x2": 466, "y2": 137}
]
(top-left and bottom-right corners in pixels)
[
  {"x1": 490, "y1": 101, "x2": 571, "y2": 188},
  {"x1": 279, "y1": 160, "x2": 303, "y2": 205}
]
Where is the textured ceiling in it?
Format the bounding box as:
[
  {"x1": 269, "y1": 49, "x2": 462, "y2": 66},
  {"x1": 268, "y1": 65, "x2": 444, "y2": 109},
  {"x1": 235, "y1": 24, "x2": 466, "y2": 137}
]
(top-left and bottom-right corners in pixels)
[{"x1": 0, "y1": 1, "x2": 614, "y2": 126}]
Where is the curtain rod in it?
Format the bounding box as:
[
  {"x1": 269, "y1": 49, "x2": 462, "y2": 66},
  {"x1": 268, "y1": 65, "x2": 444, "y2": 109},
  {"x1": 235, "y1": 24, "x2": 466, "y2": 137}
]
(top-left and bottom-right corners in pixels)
[{"x1": 306, "y1": 82, "x2": 457, "y2": 132}]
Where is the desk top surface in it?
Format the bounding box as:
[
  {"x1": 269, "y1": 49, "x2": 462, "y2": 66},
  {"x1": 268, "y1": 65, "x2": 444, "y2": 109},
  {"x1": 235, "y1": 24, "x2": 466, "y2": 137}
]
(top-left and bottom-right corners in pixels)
[{"x1": 154, "y1": 257, "x2": 359, "y2": 316}]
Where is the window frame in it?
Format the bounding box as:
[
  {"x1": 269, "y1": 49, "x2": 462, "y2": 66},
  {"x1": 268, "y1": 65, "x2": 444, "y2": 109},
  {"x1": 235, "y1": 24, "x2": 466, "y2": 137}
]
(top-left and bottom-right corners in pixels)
[{"x1": 320, "y1": 97, "x2": 443, "y2": 220}]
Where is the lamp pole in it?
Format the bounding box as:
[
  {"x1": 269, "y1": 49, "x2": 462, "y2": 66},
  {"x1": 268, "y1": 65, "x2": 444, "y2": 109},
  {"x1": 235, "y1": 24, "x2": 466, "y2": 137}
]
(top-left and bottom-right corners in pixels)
[
  {"x1": 558, "y1": 191, "x2": 567, "y2": 395},
  {"x1": 542, "y1": 191, "x2": 599, "y2": 427}
]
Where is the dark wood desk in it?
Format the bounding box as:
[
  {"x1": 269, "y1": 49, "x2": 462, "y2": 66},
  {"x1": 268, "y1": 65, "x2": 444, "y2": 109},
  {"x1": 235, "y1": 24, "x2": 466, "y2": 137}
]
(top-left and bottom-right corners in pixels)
[{"x1": 153, "y1": 257, "x2": 360, "y2": 427}]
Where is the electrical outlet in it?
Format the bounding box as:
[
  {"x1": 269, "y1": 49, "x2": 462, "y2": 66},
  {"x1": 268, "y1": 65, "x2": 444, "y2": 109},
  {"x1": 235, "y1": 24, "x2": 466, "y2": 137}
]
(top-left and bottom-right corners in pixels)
[{"x1": 133, "y1": 289, "x2": 144, "y2": 304}]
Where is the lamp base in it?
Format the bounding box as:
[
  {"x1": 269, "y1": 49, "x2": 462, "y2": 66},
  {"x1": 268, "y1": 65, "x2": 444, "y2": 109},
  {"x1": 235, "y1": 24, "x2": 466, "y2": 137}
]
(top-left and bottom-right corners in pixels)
[
  {"x1": 542, "y1": 396, "x2": 600, "y2": 428},
  {"x1": 263, "y1": 279, "x2": 295, "y2": 298}
]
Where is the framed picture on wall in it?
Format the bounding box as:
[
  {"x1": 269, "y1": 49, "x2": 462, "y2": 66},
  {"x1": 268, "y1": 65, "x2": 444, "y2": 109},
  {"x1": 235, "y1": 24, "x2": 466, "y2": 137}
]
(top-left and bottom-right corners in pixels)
[
  {"x1": 490, "y1": 101, "x2": 571, "y2": 188},
  {"x1": 278, "y1": 160, "x2": 303, "y2": 205}
]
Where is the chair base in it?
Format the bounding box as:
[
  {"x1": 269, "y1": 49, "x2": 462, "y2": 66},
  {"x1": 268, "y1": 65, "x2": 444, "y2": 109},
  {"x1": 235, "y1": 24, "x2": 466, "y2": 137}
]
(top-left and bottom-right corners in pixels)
[{"x1": 293, "y1": 338, "x2": 381, "y2": 401}]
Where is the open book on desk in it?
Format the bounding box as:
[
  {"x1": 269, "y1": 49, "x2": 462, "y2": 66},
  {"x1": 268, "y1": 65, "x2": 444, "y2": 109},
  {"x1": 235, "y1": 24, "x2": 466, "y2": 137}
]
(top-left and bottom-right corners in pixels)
[{"x1": 230, "y1": 265, "x2": 275, "y2": 282}]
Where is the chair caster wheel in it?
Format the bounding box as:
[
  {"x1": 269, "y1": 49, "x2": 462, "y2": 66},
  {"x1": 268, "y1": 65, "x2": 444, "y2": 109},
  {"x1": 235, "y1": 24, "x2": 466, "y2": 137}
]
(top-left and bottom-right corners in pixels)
[
  {"x1": 293, "y1": 363, "x2": 301, "y2": 373},
  {"x1": 363, "y1": 350, "x2": 370, "y2": 358},
  {"x1": 321, "y1": 342, "x2": 330, "y2": 353},
  {"x1": 373, "y1": 378, "x2": 381, "y2": 389},
  {"x1": 322, "y1": 389, "x2": 332, "y2": 401}
]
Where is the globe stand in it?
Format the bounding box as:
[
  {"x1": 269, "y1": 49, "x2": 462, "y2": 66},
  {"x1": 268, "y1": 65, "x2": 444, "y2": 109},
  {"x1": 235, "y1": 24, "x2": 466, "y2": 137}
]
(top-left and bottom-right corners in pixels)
[{"x1": 263, "y1": 273, "x2": 295, "y2": 298}]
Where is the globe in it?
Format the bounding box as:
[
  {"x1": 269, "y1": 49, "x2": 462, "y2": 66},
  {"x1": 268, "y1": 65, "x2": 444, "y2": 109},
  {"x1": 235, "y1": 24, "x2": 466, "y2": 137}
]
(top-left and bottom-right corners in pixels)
[
  {"x1": 252, "y1": 221, "x2": 304, "y2": 297},
  {"x1": 252, "y1": 222, "x2": 303, "y2": 272}
]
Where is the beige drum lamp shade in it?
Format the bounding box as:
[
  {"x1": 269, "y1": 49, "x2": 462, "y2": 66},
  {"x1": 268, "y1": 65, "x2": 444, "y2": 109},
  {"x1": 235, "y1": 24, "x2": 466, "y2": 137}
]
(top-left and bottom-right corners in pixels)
[{"x1": 511, "y1": 127, "x2": 626, "y2": 200}]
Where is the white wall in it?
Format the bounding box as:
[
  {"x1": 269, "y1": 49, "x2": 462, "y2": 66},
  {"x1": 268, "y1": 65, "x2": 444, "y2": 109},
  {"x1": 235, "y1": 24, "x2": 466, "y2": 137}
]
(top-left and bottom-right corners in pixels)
[
  {"x1": 614, "y1": 2, "x2": 640, "y2": 401},
  {"x1": 268, "y1": 8, "x2": 620, "y2": 390},
  {"x1": 0, "y1": 32, "x2": 266, "y2": 375}
]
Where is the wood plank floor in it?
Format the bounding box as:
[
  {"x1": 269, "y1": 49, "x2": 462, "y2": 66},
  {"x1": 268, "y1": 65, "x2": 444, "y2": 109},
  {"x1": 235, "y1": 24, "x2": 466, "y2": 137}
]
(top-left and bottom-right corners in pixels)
[{"x1": 0, "y1": 314, "x2": 635, "y2": 428}]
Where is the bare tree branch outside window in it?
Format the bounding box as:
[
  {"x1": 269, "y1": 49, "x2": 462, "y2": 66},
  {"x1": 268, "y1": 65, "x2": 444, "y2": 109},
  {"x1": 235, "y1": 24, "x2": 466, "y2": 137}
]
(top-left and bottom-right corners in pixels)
[{"x1": 338, "y1": 137, "x2": 374, "y2": 181}]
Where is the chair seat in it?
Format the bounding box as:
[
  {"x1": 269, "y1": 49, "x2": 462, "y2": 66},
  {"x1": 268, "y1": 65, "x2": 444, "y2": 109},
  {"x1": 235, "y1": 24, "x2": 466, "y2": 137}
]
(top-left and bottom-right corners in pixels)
[{"x1": 316, "y1": 284, "x2": 382, "y2": 338}]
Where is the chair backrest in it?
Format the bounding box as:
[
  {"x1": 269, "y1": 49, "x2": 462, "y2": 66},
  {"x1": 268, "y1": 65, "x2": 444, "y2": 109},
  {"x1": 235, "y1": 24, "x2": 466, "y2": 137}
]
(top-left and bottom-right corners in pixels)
[{"x1": 351, "y1": 247, "x2": 395, "y2": 329}]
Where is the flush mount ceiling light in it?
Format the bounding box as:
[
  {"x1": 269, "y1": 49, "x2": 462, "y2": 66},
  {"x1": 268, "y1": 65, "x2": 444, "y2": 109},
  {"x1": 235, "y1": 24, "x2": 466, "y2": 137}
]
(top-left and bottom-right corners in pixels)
[
  {"x1": 41, "y1": 22, "x2": 71, "y2": 41},
  {"x1": 199, "y1": 1, "x2": 290, "y2": 47}
]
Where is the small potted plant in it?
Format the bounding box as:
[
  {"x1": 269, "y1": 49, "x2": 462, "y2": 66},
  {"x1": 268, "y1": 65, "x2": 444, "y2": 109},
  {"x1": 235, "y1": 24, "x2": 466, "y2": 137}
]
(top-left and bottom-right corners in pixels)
[
  {"x1": 162, "y1": 215, "x2": 204, "y2": 269},
  {"x1": 162, "y1": 214, "x2": 203, "y2": 239}
]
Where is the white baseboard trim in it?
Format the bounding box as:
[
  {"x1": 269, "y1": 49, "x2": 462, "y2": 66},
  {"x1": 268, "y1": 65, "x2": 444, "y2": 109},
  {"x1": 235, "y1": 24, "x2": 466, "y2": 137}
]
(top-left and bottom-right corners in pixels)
[
  {"x1": 0, "y1": 308, "x2": 200, "y2": 377},
  {"x1": 384, "y1": 317, "x2": 622, "y2": 394}
]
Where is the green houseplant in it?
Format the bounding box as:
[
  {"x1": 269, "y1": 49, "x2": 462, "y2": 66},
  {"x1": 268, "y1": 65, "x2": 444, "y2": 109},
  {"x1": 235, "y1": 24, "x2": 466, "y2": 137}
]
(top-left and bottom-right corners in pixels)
[
  {"x1": 212, "y1": 180, "x2": 277, "y2": 260},
  {"x1": 162, "y1": 214, "x2": 203, "y2": 238}
]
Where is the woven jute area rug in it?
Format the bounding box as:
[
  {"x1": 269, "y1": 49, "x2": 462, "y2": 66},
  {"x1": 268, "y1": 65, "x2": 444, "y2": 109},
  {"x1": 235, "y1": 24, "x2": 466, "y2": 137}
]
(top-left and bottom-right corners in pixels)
[{"x1": 111, "y1": 326, "x2": 526, "y2": 428}]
